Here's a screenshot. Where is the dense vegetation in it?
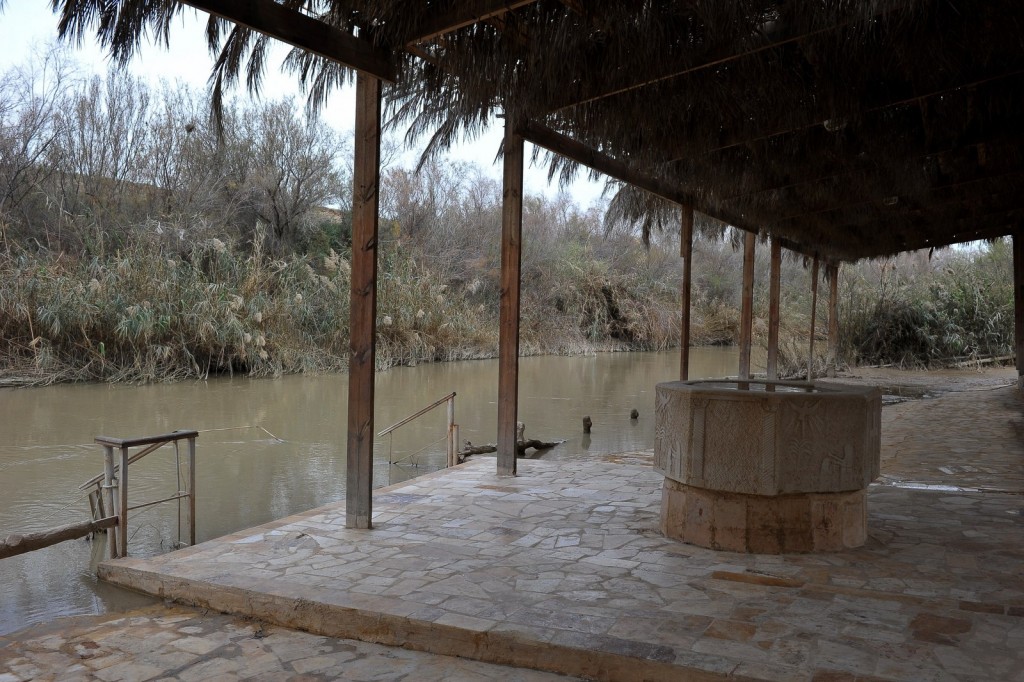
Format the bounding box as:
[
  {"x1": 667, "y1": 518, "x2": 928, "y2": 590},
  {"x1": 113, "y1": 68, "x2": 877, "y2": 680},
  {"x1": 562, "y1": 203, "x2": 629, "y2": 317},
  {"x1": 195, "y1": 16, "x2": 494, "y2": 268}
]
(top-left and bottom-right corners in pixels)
[{"x1": 0, "y1": 52, "x2": 1014, "y2": 384}]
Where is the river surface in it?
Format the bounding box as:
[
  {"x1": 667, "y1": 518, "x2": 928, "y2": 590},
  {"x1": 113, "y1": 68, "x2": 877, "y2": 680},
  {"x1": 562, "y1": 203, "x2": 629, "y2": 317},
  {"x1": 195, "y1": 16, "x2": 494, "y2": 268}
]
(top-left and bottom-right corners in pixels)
[{"x1": 0, "y1": 348, "x2": 740, "y2": 634}]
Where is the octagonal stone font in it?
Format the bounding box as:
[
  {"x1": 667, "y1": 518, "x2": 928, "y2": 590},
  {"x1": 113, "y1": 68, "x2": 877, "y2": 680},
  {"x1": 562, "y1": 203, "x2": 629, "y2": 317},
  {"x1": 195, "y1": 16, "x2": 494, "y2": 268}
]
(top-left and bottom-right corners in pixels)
[{"x1": 654, "y1": 380, "x2": 882, "y2": 553}]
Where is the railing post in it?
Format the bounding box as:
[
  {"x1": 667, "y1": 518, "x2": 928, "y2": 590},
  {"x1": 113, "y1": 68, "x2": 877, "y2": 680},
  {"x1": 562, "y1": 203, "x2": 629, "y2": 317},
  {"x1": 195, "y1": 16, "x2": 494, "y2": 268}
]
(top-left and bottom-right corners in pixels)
[
  {"x1": 1013, "y1": 230, "x2": 1024, "y2": 391},
  {"x1": 680, "y1": 204, "x2": 694, "y2": 381},
  {"x1": 188, "y1": 436, "x2": 197, "y2": 547},
  {"x1": 119, "y1": 445, "x2": 129, "y2": 558},
  {"x1": 738, "y1": 231, "x2": 756, "y2": 388},
  {"x1": 808, "y1": 256, "x2": 820, "y2": 381},
  {"x1": 102, "y1": 445, "x2": 117, "y2": 559},
  {"x1": 447, "y1": 395, "x2": 456, "y2": 467},
  {"x1": 826, "y1": 262, "x2": 840, "y2": 378},
  {"x1": 767, "y1": 238, "x2": 782, "y2": 383},
  {"x1": 453, "y1": 424, "x2": 460, "y2": 465}
]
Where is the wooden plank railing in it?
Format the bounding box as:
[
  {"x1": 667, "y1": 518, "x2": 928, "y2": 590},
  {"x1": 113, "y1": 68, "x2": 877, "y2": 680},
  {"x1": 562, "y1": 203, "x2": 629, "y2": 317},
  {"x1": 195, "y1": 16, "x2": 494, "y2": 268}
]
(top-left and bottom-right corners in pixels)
[
  {"x1": 1, "y1": 430, "x2": 199, "y2": 562},
  {"x1": 90, "y1": 430, "x2": 198, "y2": 559}
]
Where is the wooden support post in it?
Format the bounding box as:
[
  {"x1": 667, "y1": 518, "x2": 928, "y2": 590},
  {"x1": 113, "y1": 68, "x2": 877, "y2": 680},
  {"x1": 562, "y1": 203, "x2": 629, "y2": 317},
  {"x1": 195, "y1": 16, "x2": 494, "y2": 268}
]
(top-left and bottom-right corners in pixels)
[
  {"x1": 346, "y1": 74, "x2": 382, "y2": 529},
  {"x1": 102, "y1": 445, "x2": 117, "y2": 559},
  {"x1": 680, "y1": 205, "x2": 694, "y2": 380},
  {"x1": 808, "y1": 256, "x2": 820, "y2": 381},
  {"x1": 187, "y1": 436, "x2": 196, "y2": 547},
  {"x1": 738, "y1": 232, "x2": 756, "y2": 382},
  {"x1": 767, "y1": 238, "x2": 782, "y2": 380},
  {"x1": 826, "y1": 263, "x2": 840, "y2": 378},
  {"x1": 1014, "y1": 231, "x2": 1024, "y2": 391},
  {"x1": 497, "y1": 120, "x2": 524, "y2": 476},
  {"x1": 119, "y1": 445, "x2": 129, "y2": 557}
]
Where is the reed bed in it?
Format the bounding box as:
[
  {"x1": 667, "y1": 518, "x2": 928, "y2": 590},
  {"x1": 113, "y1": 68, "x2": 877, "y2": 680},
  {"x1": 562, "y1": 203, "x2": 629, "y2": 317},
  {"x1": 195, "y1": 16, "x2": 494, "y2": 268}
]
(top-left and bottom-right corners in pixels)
[{"x1": 0, "y1": 205, "x2": 1012, "y2": 386}]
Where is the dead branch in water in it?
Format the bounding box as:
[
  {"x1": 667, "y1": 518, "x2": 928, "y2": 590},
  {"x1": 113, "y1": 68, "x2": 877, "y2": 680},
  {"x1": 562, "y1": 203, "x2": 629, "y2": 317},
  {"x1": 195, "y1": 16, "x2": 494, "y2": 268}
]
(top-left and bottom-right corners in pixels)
[{"x1": 458, "y1": 438, "x2": 564, "y2": 462}]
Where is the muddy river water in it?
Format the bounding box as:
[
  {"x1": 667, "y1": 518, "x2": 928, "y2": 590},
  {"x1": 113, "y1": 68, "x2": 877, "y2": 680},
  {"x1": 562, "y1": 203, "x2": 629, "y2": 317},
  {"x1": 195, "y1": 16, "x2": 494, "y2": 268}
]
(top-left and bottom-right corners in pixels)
[{"x1": 0, "y1": 348, "x2": 740, "y2": 634}]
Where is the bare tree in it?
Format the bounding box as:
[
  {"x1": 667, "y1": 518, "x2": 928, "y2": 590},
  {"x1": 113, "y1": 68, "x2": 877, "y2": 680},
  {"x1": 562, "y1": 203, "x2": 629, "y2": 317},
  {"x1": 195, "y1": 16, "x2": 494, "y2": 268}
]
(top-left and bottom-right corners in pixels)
[
  {"x1": 230, "y1": 98, "x2": 347, "y2": 247},
  {"x1": 0, "y1": 46, "x2": 76, "y2": 251},
  {"x1": 47, "y1": 70, "x2": 153, "y2": 252}
]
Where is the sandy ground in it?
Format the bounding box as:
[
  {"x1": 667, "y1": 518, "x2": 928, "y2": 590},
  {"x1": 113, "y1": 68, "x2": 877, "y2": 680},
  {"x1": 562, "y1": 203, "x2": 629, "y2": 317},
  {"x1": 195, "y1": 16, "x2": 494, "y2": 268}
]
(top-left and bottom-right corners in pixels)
[{"x1": 822, "y1": 364, "x2": 1017, "y2": 395}]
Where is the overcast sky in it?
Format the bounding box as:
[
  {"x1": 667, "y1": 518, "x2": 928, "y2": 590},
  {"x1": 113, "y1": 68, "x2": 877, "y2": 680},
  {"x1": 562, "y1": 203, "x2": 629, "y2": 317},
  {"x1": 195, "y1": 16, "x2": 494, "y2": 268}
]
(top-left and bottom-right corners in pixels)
[{"x1": 0, "y1": 3, "x2": 606, "y2": 208}]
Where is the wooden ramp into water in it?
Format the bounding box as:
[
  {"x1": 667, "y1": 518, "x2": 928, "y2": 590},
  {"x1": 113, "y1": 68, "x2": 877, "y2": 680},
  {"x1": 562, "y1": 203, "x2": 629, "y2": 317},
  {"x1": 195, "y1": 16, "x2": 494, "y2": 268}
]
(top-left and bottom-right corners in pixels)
[{"x1": 97, "y1": 387, "x2": 1024, "y2": 682}]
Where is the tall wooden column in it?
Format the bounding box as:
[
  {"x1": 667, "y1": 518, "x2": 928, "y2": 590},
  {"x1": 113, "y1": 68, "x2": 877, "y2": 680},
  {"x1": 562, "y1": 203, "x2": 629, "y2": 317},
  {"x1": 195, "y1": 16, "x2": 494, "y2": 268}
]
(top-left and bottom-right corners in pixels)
[
  {"x1": 825, "y1": 262, "x2": 840, "y2": 378},
  {"x1": 738, "y1": 231, "x2": 756, "y2": 381},
  {"x1": 680, "y1": 205, "x2": 694, "y2": 381},
  {"x1": 808, "y1": 256, "x2": 820, "y2": 381},
  {"x1": 346, "y1": 74, "x2": 382, "y2": 529},
  {"x1": 766, "y1": 238, "x2": 782, "y2": 380},
  {"x1": 1014, "y1": 232, "x2": 1024, "y2": 390},
  {"x1": 497, "y1": 120, "x2": 524, "y2": 476}
]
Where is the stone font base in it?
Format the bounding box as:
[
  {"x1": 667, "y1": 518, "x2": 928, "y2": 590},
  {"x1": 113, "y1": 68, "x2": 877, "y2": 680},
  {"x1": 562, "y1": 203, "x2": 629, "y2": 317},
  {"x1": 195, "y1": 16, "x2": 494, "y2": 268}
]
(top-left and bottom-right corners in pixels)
[{"x1": 660, "y1": 478, "x2": 867, "y2": 553}]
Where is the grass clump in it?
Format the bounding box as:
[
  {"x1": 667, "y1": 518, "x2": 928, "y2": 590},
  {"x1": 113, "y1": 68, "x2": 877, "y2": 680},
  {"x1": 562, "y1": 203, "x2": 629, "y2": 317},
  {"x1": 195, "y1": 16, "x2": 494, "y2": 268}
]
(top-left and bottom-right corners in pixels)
[{"x1": 838, "y1": 243, "x2": 1013, "y2": 368}]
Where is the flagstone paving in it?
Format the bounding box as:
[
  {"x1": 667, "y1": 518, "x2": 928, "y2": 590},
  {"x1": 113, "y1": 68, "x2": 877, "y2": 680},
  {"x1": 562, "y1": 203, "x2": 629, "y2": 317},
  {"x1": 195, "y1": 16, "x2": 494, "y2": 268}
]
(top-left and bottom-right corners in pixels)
[
  {"x1": 0, "y1": 604, "x2": 576, "y2": 681},
  {"x1": 3, "y1": 380, "x2": 1023, "y2": 681}
]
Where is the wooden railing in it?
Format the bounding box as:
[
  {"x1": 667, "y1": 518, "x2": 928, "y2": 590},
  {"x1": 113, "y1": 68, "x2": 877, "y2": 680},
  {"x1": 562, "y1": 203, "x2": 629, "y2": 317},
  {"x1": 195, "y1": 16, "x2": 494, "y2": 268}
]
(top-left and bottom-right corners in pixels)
[
  {"x1": 0, "y1": 516, "x2": 118, "y2": 561},
  {"x1": 85, "y1": 430, "x2": 198, "y2": 559},
  {"x1": 1, "y1": 429, "x2": 198, "y2": 561},
  {"x1": 378, "y1": 392, "x2": 459, "y2": 469}
]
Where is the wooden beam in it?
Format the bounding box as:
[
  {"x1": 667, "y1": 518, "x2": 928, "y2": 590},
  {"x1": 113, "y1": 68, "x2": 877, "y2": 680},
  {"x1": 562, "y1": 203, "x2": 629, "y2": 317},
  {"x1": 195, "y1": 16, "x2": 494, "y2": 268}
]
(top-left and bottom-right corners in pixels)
[
  {"x1": 784, "y1": 203, "x2": 1024, "y2": 262},
  {"x1": 838, "y1": 224, "x2": 1017, "y2": 262},
  {"x1": 654, "y1": 67, "x2": 1024, "y2": 169},
  {"x1": 497, "y1": 120, "x2": 524, "y2": 476},
  {"x1": 721, "y1": 132, "x2": 1024, "y2": 206},
  {"x1": 519, "y1": 120, "x2": 756, "y2": 236},
  {"x1": 767, "y1": 239, "x2": 782, "y2": 380},
  {"x1": 808, "y1": 256, "x2": 820, "y2": 381},
  {"x1": 761, "y1": 167, "x2": 1024, "y2": 230},
  {"x1": 825, "y1": 263, "x2": 840, "y2": 378},
  {"x1": 346, "y1": 74, "x2": 382, "y2": 529},
  {"x1": 182, "y1": 0, "x2": 396, "y2": 82},
  {"x1": 1014, "y1": 230, "x2": 1024, "y2": 391},
  {"x1": 0, "y1": 516, "x2": 118, "y2": 560},
  {"x1": 405, "y1": 0, "x2": 538, "y2": 44},
  {"x1": 680, "y1": 205, "x2": 694, "y2": 381},
  {"x1": 862, "y1": 217, "x2": 1022, "y2": 260},
  {"x1": 738, "y1": 232, "x2": 756, "y2": 381},
  {"x1": 94, "y1": 430, "x2": 199, "y2": 449},
  {"x1": 676, "y1": 73, "x2": 1024, "y2": 213},
  {"x1": 520, "y1": 121, "x2": 690, "y2": 206},
  {"x1": 549, "y1": 15, "x2": 863, "y2": 112}
]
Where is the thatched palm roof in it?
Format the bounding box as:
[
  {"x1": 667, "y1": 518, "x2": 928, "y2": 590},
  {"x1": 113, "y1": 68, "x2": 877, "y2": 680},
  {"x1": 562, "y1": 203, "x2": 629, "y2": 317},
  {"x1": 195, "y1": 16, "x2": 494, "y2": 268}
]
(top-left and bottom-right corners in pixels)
[{"x1": 52, "y1": 0, "x2": 1024, "y2": 261}]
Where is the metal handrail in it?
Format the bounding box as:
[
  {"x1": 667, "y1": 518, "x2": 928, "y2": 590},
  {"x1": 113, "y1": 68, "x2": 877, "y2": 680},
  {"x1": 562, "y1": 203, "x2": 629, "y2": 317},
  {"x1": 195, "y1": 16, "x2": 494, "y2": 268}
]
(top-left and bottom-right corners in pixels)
[
  {"x1": 378, "y1": 392, "x2": 459, "y2": 470},
  {"x1": 388, "y1": 433, "x2": 448, "y2": 466},
  {"x1": 378, "y1": 392, "x2": 455, "y2": 436}
]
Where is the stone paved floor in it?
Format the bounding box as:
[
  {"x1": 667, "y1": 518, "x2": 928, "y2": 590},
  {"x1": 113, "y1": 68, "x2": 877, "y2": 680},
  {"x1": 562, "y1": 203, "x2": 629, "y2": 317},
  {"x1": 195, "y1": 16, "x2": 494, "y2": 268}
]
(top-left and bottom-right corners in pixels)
[
  {"x1": 0, "y1": 604, "x2": 575, "y2": 681},
  {"x1": 3, "y1": 379, "x2": 1023, "y2": 681}
]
